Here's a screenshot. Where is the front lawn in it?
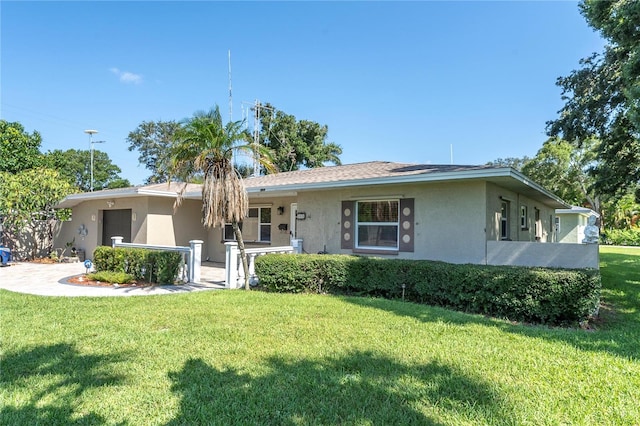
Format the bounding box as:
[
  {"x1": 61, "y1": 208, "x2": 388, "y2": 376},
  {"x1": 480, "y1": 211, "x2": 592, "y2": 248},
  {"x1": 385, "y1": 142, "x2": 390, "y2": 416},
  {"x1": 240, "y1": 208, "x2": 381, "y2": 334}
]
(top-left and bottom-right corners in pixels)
[{"x1": 1, "y1": 246, "x2": 638, "y2": 425}]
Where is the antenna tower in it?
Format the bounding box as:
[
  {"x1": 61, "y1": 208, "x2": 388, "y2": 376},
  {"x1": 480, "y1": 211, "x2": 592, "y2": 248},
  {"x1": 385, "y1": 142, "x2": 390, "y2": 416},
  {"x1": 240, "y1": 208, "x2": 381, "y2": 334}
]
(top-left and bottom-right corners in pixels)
[{"x1": 228, "y1": 50, "x2": 233, "y2": 123}]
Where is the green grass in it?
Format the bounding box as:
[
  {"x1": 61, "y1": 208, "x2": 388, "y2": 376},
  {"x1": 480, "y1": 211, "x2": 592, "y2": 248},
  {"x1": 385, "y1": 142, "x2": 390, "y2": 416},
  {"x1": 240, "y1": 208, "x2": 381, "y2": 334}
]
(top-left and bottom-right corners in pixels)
[{"x1": 1, "y1": 246, "x2": 639, "y2": 425}]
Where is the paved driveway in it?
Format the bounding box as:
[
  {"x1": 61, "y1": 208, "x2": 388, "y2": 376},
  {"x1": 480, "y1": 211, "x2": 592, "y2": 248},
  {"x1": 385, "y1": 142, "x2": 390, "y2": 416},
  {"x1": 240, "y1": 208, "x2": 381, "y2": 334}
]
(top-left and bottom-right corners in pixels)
[{"x1": 0, "y1": 262, "x2": 226, "y2": 297}]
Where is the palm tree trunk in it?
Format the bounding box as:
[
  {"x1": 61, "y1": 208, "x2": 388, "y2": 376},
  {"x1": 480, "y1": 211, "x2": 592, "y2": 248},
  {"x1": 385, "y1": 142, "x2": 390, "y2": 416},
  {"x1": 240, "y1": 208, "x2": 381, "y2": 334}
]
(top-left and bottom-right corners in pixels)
[{"x1": 232, "y1": 220, "x2": 250, "y2": 290}]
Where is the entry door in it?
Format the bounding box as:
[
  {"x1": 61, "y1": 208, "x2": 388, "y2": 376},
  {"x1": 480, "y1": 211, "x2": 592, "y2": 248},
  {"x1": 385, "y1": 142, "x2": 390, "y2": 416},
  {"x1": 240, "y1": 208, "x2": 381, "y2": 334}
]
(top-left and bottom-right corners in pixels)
[{"x1": 102, "y1": 209, "x2": 132, "y2": 246}]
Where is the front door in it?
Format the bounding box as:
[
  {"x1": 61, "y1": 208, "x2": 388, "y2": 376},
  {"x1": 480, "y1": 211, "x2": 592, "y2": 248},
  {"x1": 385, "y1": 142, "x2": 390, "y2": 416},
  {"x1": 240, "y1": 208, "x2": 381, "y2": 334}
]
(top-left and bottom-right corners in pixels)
[{"x1": 102, "y1": 209, "x2": 132, "y2": 246}]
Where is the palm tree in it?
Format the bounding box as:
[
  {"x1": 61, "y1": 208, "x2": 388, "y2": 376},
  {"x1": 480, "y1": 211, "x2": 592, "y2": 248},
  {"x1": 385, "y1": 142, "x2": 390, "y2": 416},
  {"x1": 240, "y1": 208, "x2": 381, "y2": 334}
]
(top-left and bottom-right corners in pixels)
[{"x1": 168, "y1": 105, "x2": 276, "y2": 289}]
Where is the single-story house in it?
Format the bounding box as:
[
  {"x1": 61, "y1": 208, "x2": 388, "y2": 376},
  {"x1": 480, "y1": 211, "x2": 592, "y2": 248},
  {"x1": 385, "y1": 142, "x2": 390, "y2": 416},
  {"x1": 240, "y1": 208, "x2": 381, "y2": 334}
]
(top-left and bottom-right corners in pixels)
[
  {"x1": 555, "y1": 206, "x2": 600, "y2": 244},
  {"x1": 55, "y1": 161, "x2": 595, "y2": 269}
]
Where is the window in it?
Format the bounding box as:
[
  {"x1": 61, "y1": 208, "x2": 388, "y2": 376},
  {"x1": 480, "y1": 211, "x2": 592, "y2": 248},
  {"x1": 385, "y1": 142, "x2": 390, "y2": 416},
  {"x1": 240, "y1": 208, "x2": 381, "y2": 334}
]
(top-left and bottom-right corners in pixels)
[
  {"x1": 501, "y1": 201, "x2": 510, "y2": 240},
  {"x1": 356, "y1": 200, "x2": 399, "y2": 250},
  {"x1": 223, "y1": 207, "x2": 271, "y2": 242},
  {"x1": 520, "y1": 205, "x2": 528, "y2": 229}
]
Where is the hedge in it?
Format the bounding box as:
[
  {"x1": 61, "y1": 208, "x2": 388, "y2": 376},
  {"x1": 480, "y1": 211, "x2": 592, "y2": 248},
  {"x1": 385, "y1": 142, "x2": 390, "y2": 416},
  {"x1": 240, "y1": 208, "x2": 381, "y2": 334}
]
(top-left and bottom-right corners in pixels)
[
  {"x1": 255, "y1": 254, "x2": 601, "y2": 326},
  {"x1": 93, "y1": 246, "x2": 183, "y2": 285}
]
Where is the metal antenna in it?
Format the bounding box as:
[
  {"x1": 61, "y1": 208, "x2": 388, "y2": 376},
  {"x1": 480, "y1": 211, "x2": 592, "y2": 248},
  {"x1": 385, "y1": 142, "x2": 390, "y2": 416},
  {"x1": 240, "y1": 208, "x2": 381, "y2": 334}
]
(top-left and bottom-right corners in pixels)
[
  {"x1": 253, "y1": 99, "x2": 260, "y2": 176},
  {"x1": 228, "y1": 49, "x2": 233, "y2": 123}
]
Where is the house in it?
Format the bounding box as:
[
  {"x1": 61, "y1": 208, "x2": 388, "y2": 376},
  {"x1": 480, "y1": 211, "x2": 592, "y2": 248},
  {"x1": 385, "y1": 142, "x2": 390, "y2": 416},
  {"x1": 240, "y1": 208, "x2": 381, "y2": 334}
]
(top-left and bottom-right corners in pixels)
[
  {"x1": 555, "y1": 206, "x2": 600, "y2": 244},
  {"x1": 55, "y1": 161, "x2": 597, "y2": 269}
]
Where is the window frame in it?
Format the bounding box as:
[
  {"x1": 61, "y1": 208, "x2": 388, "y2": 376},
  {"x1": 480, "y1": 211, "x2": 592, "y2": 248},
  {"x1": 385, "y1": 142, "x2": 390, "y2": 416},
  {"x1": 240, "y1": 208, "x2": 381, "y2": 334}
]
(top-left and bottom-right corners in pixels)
[
  {"x1": 223, "y1": 206, "x2": 271, "y2": 243},
  {"x1": 500, "y1": 201, "x2": 510, "y2": 240},
  {"x1": 520, "y1": 205, "x2": 528, "y2": 230},
  {"x1": 355, "y1": 199, "x2": 400, "y2": 251}
]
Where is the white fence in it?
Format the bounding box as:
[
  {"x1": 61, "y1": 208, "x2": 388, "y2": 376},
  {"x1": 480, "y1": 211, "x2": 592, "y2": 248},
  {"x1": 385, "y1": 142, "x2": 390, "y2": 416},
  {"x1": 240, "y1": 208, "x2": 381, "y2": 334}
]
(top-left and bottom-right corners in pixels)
[
  {"x1": 225, "y1": 242, "x2": 296, "y2": 289},
  {"x1": 486, "y1": 241, "x2": 599, "y2": 269},
  {"x1": 111, "y1": 236, "x2": 203, "y2": 282}
]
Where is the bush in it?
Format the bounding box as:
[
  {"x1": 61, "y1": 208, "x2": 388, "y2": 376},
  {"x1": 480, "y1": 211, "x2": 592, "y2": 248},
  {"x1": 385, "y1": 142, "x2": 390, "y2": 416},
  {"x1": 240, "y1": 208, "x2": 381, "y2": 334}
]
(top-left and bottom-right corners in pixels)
[
  {"x1": 602, "y1": 228, "x2": 640, "y2": 246},
  {"x1": 255, "y1": 254, "x2": 601, "y2": 326},
  {"x1": 93, "y1": 247, "x2": 183, "y2": 284},
  {"x1": 87, "y1": 271, "x2": 134, "y2": 284}
]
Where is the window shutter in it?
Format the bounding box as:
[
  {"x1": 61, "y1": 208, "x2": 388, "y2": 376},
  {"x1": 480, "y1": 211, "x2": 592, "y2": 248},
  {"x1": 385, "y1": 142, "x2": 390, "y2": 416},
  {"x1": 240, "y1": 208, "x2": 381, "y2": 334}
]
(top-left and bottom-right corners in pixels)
[
  {"x1": 341, "y1": 201, "x2": 355, "y2": 249},
  {"x1": 399, "y1": 198, "x2": 414, "y2": 252}
]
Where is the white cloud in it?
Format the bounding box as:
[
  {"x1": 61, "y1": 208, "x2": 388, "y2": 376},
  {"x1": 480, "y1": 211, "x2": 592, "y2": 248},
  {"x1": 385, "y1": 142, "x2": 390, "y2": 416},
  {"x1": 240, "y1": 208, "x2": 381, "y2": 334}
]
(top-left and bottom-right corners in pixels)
[{"x1": 109, "y1": 67, "x2": 143, "y2": 84}]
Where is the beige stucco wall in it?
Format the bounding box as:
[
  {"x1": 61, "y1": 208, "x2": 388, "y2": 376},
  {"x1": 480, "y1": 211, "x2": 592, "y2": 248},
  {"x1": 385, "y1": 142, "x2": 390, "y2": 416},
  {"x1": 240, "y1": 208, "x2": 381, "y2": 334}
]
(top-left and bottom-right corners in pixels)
[
  {"x1": 54, "y1": 197, "x2": 150, "y2": 260},
  {"x1": 293, "y1": 181, "x2": 489, "y2": 264},
  {"x1": 147, "y1": 197, "x2": 207, "y2": 248}
]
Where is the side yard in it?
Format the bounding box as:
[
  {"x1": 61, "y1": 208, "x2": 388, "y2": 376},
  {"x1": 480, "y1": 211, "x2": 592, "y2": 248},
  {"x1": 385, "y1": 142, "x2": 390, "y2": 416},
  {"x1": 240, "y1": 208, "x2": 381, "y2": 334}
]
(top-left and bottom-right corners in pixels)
[{"x1": 0, "y1": 246, "x2": 638, "y2": 425}]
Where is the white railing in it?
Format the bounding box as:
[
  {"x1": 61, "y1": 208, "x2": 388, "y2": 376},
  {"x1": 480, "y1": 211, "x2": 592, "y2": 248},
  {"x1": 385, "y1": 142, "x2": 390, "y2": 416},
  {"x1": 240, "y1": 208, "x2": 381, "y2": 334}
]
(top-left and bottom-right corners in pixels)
[
  {"x1": 111, "y1": 237, "x2": 203, "y2": 282},
  {"x1": 225, "y1": 242, "x2": 296, "y2": 289}
]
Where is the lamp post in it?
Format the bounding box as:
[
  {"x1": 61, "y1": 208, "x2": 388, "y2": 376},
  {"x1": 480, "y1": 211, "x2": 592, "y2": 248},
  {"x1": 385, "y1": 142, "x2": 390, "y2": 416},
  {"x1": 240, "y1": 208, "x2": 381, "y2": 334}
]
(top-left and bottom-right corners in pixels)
[{"x1": 84, "y1": 129, "x2": 105, "y2": 192}]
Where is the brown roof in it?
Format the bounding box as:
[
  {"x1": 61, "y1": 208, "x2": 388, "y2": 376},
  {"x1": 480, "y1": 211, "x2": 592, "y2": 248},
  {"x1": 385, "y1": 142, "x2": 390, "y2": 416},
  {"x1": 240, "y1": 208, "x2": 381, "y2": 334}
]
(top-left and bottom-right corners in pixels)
[{"x1": 244, "y1": 161, "x2": 497, "y2": 189}]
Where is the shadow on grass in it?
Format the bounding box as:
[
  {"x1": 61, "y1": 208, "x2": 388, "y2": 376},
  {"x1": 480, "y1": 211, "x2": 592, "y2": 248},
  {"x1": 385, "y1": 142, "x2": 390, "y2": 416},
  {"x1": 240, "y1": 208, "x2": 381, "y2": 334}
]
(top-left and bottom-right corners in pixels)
[
  {"x1": 0, "y1": 343, "x2": 126, "y2": 425},
  {"x1": 166, "y1": 351, "x2": 512, "y2": 425},
  {"x1": 341, "y1": 250, "x2": 640, "y2": 360}
]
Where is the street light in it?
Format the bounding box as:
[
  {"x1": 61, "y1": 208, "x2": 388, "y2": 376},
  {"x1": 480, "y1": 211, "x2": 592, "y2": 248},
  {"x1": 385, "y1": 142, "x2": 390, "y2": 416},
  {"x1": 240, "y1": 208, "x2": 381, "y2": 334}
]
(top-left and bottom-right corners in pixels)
[{"x1": 84, "y1": 129, "x2": 105, "y2": 192}]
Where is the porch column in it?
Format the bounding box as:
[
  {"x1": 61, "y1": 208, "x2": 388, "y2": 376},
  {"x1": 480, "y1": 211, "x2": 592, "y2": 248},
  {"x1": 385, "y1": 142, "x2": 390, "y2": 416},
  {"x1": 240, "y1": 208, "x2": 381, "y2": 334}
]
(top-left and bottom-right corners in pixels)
[
  {"x1": 189, "y1": 240, "x2": 203, "y2": 283},
  {"x1": 225, "y1": 242, "x2": 239, "y2": 289},
  {"x1": 111, "y1": 236, "x2": 123, "y2": 248}
]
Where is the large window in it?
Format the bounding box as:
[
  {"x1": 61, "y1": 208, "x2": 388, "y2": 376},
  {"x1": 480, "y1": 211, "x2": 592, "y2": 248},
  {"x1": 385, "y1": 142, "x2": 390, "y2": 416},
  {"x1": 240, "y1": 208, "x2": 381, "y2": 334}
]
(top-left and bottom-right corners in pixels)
[
  {"x1": 223, "y1": 207, "x2": 271, "y2": 242},
  {"x1": 356, "y1": 200, "x2": 399, "y2": 250}
]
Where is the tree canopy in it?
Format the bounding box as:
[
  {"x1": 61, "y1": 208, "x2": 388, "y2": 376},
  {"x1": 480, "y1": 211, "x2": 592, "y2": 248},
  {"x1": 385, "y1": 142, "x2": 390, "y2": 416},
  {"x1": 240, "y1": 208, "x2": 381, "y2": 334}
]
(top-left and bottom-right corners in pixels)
[
  {"x1": 44, "y1": 149, "x2": 130, "y2": 192},
  {"x1": 546, "y1": 0, "x2": 640, "y2": 197},
  {"x1": 521, "y1": 137, "x2": 600, "y2": 213},
  {"x1": 126, "y1": 120, "x2": 180, "y2": 184},
  {"x1": 257, "y1": 103, "x2": 342, "y2": 172},
  {"x1": 0, "y1": 120, "x2": 43, "y2": 173},
  {"x1": 0, "y1": 168, "x2": 75, "y2": 258}
]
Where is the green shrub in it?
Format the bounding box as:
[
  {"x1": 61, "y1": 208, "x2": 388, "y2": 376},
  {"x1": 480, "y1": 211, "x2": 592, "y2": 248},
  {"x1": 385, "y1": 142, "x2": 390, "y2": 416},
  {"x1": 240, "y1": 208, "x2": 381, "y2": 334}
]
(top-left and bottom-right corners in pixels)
[
  {"x1": 255, "y1": 254, "x2": 601, "y2": 326},
  {"x1": 602, "y1": 228, "x2": 640, "y2": 246},
  {"x1": 87, "y1": 271, "x2": 135, "y2": 284},
  {"x1": 92, "y1": 247, "x2": 183, "y2": 284}
]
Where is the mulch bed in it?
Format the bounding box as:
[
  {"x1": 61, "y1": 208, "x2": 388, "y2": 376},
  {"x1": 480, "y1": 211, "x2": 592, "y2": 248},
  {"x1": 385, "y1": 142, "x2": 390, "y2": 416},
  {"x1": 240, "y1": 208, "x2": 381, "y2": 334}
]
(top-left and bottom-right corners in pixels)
[{"x1": 66, "y1": 275, "x2": 154, "y2": 288}]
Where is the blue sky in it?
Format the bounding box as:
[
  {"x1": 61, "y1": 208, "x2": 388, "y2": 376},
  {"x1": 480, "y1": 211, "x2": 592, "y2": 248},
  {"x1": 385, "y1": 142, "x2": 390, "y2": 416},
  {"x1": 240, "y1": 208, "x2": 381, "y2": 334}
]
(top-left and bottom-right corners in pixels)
[{"x1": 1, "y1": 1, "x2": 604, "y2": 185}]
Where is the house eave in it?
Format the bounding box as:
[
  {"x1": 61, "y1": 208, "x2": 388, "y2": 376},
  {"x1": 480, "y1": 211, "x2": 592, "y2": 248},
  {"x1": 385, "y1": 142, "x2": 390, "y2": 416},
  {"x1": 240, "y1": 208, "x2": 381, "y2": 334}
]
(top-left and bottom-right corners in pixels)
[{"x1": 245, "y1": 167, "x2": 570, "y2": 209}]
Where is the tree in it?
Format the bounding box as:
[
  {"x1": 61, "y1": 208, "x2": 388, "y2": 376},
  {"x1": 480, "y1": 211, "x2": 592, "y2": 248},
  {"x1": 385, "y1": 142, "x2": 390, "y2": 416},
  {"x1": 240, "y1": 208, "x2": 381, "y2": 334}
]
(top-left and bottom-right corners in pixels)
[
  {"x1": 257, "y1": 103, "x2": 342, "y2": 172},
  {"x1": 546, "y1": 0, "x2": 640, "y2": 197},
  {"x1": 0, "y1": 168, "x2": 75, "y2": 259},
  {"x1": 485, "y1": 156, "x2": 530, "y2": 171},
  {"x1": 43, "y1": 149, "x2": 130, "y2": 192},
  {"x1": 0, "y1": 120, "x2": 43, "y2": 173},
  {"x1": 126, "y1": 121, "x2": 180, "y2": 183},
  {"x1": 167, "y1": 105, "x2": 276, "y2": 290},
  {"x1": 521, "y1": 138, "x2": 602, "y2": 214}
]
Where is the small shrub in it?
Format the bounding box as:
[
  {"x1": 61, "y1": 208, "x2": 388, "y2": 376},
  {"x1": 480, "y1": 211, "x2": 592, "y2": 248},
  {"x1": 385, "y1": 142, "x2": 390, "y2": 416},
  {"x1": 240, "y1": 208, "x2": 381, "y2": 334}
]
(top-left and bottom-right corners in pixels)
[
  {"x1": 92, "y1": 247, "x2": 183, "y2": 284},
  {"x1": 602, "y1": 228, "x2": 640, "y2": 246},
  {"x1": 87, "y1": 271, "x2": 134, "y2": 284}
]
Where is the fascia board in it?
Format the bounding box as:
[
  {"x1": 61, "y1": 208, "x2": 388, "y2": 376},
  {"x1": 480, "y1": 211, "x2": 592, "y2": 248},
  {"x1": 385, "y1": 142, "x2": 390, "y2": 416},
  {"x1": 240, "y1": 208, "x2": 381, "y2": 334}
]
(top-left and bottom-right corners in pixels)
[
  {"x1": 56, "y1": 187, "x2": 180, "y2": 208},
  {"x1": 508, "y1": 168, "x2": 571, "y2": 208},
  {"x1": 245, "y1": 168, "x2": 516, "y2": 193}
]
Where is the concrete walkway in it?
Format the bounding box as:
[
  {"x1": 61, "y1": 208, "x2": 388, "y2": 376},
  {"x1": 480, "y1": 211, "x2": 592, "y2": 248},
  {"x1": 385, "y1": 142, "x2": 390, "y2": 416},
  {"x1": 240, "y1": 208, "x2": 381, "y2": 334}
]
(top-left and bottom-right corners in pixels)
[{"x1": 0, "y1": 261, "x2": 227, "y2": 297}]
